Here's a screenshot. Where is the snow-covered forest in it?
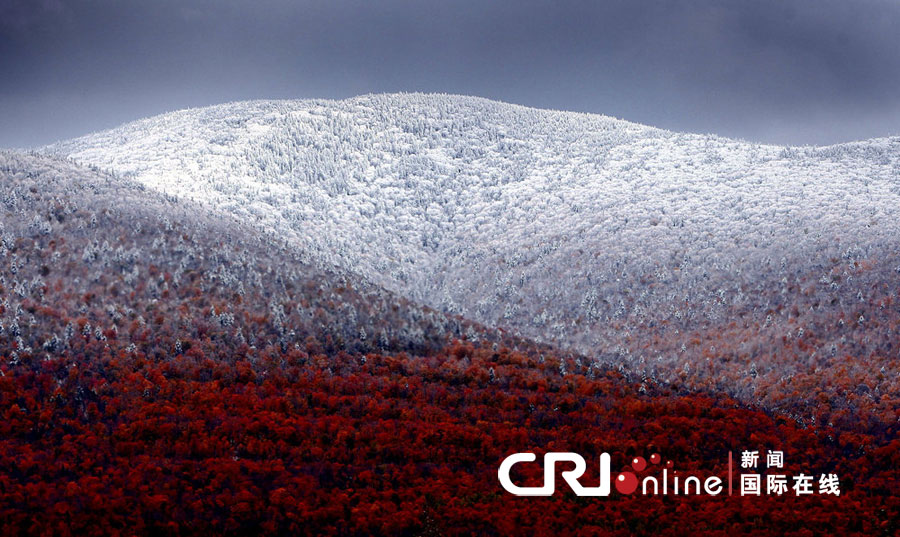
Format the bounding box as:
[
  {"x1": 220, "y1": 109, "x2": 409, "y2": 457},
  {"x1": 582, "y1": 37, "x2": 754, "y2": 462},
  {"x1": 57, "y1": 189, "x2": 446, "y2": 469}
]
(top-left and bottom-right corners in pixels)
[
  {"x1": 44, "y1": 93, "x2": 900, "y2": 420},
  {"x1": 0, "y1": 150, "x2": 481, "y2": 362},
  {"x1": 2, "y1": 95, "x2": 899, "y2": 535}
]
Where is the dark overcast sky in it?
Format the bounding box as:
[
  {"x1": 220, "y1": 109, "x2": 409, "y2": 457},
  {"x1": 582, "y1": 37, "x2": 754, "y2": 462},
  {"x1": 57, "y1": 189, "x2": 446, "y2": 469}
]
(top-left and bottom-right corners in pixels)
[{"x1": 2, "y1": 0, "x2": 899, "y2": 148}]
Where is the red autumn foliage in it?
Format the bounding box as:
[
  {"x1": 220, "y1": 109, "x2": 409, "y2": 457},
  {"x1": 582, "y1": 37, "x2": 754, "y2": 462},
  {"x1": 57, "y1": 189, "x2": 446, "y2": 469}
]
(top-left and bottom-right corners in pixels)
[{"x1": 1, "y1": 338, "x2": 897, "y2": 536}]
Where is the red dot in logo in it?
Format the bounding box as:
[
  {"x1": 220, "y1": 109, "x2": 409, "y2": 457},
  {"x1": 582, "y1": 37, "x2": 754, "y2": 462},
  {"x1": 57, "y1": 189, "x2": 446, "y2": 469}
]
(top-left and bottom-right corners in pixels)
[
  {"x1": 631, "y1": 456, "x2": 647, "y2": 472},
  {"x1": 650, "y1": 453, "x2": 661, "y2": 465},
  {"x1": 615, "y1": 472, "x2": 638, "y2": 494},
  {"x1": 665, "y1": 460, "x2": 674, "y2": 469}
]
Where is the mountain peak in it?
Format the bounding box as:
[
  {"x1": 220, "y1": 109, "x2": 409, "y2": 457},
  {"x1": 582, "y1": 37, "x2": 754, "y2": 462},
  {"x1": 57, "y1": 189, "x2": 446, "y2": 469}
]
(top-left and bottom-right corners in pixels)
[{"x1": 44, "y1": 95, "x2": 900, "y2": 377}]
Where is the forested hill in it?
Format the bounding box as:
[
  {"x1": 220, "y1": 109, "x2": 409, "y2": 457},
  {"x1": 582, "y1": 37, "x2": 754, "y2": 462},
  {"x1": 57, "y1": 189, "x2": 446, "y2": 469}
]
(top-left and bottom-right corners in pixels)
[
  {"x1": 45, "y1": 94, "x2": 900, "y2": 425},
  {"x1": 0, "y1": 150, "x2": 481, "y2": 364},
  {"x1": 1, "y1": 149, "x2": 897, "y2": 536}
]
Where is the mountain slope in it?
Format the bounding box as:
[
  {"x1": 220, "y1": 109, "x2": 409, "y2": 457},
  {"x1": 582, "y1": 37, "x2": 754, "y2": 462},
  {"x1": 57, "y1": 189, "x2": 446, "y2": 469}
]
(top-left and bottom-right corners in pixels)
[
  {"x1": 4, "y1": 102, "x2": 899, "y2": 535},
  {"x1": 0, "y1": 150, "x2": 483, "y2": 365},
  {"x1": 1, "y1": 155, "x2": 897, "y2": 537},
  {"x1": 46, "y1": 94, "x2": 900, "y2": 422}
]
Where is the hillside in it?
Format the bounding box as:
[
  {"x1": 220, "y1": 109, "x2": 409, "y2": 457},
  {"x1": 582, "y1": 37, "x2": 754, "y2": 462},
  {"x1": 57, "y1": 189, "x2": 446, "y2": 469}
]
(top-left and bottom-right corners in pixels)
[
  {"x1": 1, "y1": 153, "x2": 897, "y2": 536},
  {"x1": 45, "y1": 94, "x2": 900, "y2": 426},
  {"x1": 0, "y1": 150, "x2": 484, "y2": 364}
]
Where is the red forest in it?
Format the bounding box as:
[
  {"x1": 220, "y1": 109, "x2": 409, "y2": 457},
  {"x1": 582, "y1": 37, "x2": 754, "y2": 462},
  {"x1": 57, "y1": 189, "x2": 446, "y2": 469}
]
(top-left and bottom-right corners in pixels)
[{"x1": 1, "y1": 335, "x2": 897, "y2": 536}]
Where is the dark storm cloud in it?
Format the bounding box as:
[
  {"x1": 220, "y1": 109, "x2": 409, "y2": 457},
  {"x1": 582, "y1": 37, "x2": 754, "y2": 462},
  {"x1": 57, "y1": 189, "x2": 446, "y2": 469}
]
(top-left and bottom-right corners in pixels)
[{"x1": 1, "y1": 0, "x2": 899, "y2": 147}]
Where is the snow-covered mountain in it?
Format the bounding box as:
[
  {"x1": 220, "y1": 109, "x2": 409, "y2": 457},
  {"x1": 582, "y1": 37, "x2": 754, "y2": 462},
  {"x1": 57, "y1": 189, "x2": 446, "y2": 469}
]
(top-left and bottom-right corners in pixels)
[
  {"x1": 0, "y1": 150, "x2": 487, "y2": 361},
  {"x1": 8, "y1": 149, "x2": 896, "y2": 535},
  {"x1": 45, "y1": 94, "x2": 900, "y2": 406}
]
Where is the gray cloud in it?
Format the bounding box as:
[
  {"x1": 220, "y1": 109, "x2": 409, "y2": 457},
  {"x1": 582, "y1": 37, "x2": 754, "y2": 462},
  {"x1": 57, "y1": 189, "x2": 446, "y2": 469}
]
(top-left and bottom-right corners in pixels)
[
  {"x1": 1, "y1": 0, "x2": 899, "y2": 147},
  {"x1": 0, "y1": 0, "x2": 64, "y2": 32}
]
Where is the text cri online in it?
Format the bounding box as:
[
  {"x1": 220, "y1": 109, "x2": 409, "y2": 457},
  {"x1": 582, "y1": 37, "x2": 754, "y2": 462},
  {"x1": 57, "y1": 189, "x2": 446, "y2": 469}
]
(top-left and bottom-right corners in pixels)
[{"x1": 498, "y1": 453, "x2": 723, "y2": 497}]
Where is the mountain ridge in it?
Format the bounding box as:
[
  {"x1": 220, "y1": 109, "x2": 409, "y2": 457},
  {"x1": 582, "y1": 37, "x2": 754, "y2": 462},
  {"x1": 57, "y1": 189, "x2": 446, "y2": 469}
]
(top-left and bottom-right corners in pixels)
[
  {"x1": 42, "y1": 93, "x2": 900, "y2": 423},
  {"x1": 42, "y1": 92, "x2": 900, "y2": 150}
]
